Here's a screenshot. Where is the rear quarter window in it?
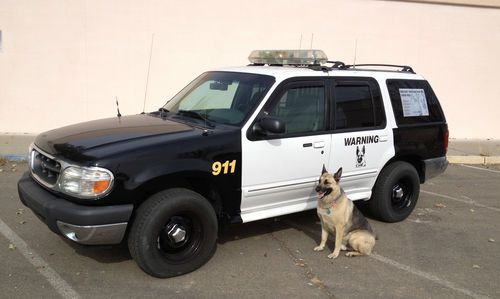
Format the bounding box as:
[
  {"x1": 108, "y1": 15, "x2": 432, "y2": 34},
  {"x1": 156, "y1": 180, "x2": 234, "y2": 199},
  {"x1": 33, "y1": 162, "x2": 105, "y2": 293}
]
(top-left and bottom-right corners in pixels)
[
  {"x1": 333, "y1": 78, "x2": 385, "y2": 131},
  {"x1": 386, "y1": 79, "x2": 445, "y2": 125}
]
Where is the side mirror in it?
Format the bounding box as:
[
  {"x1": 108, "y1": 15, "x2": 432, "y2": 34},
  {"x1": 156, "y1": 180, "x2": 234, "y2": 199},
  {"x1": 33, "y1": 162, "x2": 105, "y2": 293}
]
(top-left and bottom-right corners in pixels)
[{"x1": 253, "y1": 117, "x2": 286, "y2": 135}]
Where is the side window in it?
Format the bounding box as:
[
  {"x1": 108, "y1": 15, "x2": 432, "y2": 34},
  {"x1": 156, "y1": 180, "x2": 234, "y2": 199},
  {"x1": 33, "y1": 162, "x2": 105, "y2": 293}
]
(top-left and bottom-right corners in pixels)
[
  {"x1": 269, "y1": 84, "x2": 326, "y2": 135},
  {"x1": 386, "y1": 79, "x2": 445, "y2": 125},
  {"x1": 333, "y1": 81, "x2": 385, "y2": 130}
]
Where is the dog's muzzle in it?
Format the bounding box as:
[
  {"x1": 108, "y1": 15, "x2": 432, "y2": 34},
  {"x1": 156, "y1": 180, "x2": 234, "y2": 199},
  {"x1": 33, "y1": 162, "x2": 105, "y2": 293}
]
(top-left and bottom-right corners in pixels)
[{"x1": 315, "y1": 186, "x2": 331, "y2": 199}]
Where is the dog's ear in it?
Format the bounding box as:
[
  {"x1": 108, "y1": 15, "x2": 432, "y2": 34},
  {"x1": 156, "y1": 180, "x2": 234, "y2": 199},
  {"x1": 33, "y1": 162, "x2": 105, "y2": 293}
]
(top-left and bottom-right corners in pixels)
[
  {"x1": 356, "y1": 146, "x2": 360, "y2": 155},
  {"x1": 362, "y1": 145, "x2": 365, "y2": 154},
  {"x1": 334, "y1": 167, "x2": 342, "y2": 182},
  {"x1": 322, "y1": 164, "x2": 328, "y2": 175}
]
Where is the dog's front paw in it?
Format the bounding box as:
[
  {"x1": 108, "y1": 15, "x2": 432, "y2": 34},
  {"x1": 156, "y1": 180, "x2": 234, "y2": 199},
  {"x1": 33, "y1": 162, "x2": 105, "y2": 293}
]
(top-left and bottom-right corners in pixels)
[
  {"x1": 328, "y1": 252, "x2": 339, "y2": 259},
  {"x1": 313, "y1": 245, "x2": 325, "y2": 251}
]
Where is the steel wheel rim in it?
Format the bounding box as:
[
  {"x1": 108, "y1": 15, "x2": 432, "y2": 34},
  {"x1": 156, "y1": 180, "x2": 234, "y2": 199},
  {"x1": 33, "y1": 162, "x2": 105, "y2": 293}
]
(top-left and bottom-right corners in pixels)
[
  {"x1": 391, "y1": 178, "x2": 413, "y2": 211},
  {"x1": 157, "y1": 214, "x2": 203, "y2": 262}
]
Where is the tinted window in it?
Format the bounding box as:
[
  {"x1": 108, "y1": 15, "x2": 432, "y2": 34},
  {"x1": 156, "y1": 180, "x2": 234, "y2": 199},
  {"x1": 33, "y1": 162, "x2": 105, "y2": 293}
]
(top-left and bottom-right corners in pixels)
[
  {"x1": 269, "y1": 84, "x2": 326, "y2": 134},
  {"x1": 333, "y1": 81, "x2": 385, "y2": 130},
  {"x1": 386, "y1": 79, "x2": 445, "y2": 125}
]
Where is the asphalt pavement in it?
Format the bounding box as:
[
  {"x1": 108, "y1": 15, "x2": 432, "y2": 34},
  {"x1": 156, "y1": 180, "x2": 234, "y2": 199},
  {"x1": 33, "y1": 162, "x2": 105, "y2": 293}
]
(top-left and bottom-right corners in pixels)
[{"x1": 0, "y1": 162, "x2": 499, "y2": 299}]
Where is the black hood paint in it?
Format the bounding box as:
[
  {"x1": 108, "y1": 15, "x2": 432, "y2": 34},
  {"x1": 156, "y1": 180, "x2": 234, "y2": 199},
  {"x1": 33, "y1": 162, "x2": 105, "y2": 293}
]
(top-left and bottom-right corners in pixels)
[
  {"x1": 29, "y1": 112, "x2": 243, "y2": 220},
  {"x1": 35, "y1": 114, "x2": 194, "y2": 159}
]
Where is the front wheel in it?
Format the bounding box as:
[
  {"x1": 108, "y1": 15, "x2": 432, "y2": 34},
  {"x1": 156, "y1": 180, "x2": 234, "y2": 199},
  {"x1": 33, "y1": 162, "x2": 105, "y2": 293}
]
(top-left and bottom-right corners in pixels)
[
  {"x1": 128, "y1": 188, "x2": 218, "y2": 278},
  {"x1": 369, "y1": 161, "x2": 420, "y2": 222}
]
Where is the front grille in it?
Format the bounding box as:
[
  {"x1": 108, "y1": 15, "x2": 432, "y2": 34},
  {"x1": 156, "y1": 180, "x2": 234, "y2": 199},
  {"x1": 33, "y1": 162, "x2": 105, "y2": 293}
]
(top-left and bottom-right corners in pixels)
[{"x1": 30, "y1": 148, "x2": 61, "y2": 187}]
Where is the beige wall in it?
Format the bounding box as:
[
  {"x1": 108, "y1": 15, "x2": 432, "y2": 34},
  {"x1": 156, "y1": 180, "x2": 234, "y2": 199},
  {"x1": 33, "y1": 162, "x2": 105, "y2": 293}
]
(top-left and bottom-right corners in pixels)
[{"x1": 1, "y1": 0, "x2": 499, "y2": 139}]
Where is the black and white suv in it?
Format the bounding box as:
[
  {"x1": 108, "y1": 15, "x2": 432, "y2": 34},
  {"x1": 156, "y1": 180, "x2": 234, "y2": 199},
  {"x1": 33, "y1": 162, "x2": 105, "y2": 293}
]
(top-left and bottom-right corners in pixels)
[{"x1": 18, "y1": 50, "x2": 448, "y2": 278}]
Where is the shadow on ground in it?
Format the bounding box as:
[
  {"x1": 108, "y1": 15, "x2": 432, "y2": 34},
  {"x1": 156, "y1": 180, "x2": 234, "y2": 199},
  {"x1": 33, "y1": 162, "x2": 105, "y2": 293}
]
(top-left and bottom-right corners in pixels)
[{"x1": 67, "y1": 209, "x2": 326, "y2": 264}]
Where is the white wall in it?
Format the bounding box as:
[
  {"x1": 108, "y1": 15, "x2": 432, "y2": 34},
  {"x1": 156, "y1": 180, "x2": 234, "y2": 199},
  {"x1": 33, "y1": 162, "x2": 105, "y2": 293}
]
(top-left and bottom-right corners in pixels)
[{"x1": 1, "y1": 0, "x2": 499, "y2": 138}]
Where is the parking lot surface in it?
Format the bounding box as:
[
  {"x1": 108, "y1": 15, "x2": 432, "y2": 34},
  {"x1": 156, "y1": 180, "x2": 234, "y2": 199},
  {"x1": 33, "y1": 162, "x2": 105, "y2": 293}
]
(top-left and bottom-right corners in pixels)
[{"x1": 1, "y1": 163, "x2": 499, "y2": 299}]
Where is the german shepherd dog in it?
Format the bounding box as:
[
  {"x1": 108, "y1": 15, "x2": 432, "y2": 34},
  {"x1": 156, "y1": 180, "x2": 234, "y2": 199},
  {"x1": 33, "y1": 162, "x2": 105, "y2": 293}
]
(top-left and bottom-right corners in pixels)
[{"x1": 314, "y1": 166, "x2": 376, "y2": 258}]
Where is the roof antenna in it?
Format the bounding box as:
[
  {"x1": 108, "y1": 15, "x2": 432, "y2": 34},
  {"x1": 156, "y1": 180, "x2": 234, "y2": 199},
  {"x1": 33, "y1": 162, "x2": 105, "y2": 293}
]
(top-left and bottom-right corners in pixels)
[
  {"x1": 115, "y1": 96, "x2": 122, "y2": 117},
  {"x1": 310, "y1": 33, "x2": 314, "y2": 49},
  {"x1": 299, "y1": 33, "x2": 303, "y2": 49},
  {"x1": 353, "y1": 38, "x2": 358, "y2": 68},
  {"x1": 142, "y1": 33, "x2": 155, "y2": 114}
]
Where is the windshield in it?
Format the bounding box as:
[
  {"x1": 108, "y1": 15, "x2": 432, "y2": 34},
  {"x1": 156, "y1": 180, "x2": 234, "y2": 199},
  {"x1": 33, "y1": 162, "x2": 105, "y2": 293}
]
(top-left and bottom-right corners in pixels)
[{"x1": 164, "y1": 72, "x2": 275, "y2": 126}]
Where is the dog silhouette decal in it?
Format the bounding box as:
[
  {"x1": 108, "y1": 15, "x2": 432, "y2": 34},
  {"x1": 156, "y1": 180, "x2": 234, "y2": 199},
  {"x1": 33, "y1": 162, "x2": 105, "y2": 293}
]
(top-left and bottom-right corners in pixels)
[{"x1": 356, "y1": 145, "x2": 366, "y2": 168}]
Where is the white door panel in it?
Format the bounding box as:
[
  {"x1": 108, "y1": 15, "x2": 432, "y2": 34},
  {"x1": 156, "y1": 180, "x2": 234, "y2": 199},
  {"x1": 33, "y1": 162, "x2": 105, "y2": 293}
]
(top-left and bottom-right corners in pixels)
[{"x1": 241, "y1": 134, "x2": 331, "y2": 221}]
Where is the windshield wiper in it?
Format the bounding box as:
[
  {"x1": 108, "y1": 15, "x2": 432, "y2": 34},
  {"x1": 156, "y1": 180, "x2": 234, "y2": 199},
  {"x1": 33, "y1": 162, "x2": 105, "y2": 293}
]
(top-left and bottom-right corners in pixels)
[{"x1": 177, "y1": 110, "x2": 215, "y2": 127}]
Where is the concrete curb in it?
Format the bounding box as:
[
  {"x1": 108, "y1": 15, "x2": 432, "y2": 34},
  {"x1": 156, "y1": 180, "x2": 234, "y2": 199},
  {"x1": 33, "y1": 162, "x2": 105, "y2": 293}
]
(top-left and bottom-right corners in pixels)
[
  {"x1": 1, "y1": 154, "x2": 28, "y2": 162},
  {"x1": 447, "y1": 155, "x2": 500, "y2": 165}
]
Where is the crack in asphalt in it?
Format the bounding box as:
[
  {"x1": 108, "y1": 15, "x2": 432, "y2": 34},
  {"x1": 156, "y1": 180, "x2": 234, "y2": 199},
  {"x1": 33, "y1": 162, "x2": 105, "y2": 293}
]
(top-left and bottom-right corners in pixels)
[{"x1": 268, "y1": 226, "x2": 336, "y2": 299}]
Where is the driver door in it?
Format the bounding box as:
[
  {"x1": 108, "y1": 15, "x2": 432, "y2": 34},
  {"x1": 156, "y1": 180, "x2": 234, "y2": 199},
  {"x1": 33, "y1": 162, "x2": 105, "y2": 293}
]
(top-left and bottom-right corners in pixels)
[{"x1": 241, "y1": 79, "x2": 331, "y2": 222}]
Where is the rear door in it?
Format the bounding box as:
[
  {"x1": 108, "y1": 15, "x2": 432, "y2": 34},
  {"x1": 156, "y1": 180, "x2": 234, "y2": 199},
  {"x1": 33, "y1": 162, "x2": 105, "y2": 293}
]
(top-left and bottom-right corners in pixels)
[
  {"x1": 241, "y1": 79, "x2": 331, "y2": 222},
  {"x1": 328, "y1": 77, "x2": 394, "y2": 201}
]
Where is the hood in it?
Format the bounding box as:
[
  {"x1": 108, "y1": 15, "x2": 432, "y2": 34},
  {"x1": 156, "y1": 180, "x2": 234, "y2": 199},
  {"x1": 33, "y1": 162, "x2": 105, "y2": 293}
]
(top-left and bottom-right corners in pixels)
[{"x1": 35, "y1": 114, "x2": 194, "y2": 156}]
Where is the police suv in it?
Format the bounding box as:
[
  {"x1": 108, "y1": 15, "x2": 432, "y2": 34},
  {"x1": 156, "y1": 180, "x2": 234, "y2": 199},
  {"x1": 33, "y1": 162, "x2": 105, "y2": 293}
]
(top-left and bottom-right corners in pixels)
[{"x1": 18, "y1": 50, "x2": 448, "y2": 278}]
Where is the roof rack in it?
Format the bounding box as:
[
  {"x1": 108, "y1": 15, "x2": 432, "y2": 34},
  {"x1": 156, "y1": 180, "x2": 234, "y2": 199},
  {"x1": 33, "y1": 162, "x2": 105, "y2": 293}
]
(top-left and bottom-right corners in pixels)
[
  {"x1": 326, "y1": 61, "x2": 347, "y2": 68},
  {"x1": 325, "y1": 61, "x2": 415, "y2": 73},
  {"x1": 245, "y1": 49, "x2": 416, "y2": 73}
]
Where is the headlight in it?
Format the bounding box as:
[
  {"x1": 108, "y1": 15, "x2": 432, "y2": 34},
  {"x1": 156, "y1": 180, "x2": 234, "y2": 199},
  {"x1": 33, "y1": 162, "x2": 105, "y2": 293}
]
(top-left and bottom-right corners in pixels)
[{"x1": 58, "y1": 166, "x2": 114, "y2": 199}]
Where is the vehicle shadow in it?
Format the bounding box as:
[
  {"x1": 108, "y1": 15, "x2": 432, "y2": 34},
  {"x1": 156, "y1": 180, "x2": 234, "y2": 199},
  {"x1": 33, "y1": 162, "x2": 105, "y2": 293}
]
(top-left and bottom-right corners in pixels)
[
  {"x1": 67, "y1": 205, "x2": 381, "y2": 265},
  {"x1": 67, "y1": 209, "x2": 325, "y2": 264},
  {"x1": 218, "y1": 209, "x2": 327, "y2": 247},
  {"x1": 63, "y1": 238, "x2": 132, "y2": 264}
]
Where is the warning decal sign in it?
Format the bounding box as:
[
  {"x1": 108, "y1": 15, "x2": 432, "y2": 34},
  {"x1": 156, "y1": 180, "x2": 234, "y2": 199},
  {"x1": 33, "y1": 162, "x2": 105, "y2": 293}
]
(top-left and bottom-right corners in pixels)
[{"x1": 399, "y1": 88, "x2": 429, "y2": 117}]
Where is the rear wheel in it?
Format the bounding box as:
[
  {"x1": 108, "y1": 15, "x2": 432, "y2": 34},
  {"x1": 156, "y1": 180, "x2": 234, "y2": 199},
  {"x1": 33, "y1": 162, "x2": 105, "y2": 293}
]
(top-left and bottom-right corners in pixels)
[
  {"x1": 128, "y1": 188, "x2": 218, "y2": 278},
  {"x1": 369, "y1": 161, "x2": 420, "y2": 222}
]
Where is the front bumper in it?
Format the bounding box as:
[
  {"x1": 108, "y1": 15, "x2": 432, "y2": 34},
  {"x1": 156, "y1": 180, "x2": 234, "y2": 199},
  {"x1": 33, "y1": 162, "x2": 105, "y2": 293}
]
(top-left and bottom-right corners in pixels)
[
  {"x1": 17, "y1": 172, "x2": 133, "y2": 245},
  {"x1": 423, "y1": 156, "x2": 449, "y2": 181}
]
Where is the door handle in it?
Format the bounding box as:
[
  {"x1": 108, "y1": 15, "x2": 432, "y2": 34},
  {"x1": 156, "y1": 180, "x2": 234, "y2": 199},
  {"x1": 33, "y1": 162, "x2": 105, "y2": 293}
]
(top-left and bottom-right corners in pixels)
[{"x1": 313, "y1": 141, "x2": 325, "y2": 149}]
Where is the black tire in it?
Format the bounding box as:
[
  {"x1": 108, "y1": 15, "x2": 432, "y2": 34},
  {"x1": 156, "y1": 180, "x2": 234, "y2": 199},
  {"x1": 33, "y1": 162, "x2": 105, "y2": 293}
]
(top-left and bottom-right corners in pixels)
[
  {"x1": 128, "y1": 188, "x2": 218, "y2": 278},
  {"x1": 369, "y1": 161, "x2": 420, "y2": 223}
]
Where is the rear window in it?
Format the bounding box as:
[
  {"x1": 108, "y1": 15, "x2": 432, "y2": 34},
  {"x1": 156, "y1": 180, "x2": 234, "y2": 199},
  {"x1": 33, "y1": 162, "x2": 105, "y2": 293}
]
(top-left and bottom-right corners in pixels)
[{"x1": 386, "y1": 79, "x2": 445, "y2": 125}]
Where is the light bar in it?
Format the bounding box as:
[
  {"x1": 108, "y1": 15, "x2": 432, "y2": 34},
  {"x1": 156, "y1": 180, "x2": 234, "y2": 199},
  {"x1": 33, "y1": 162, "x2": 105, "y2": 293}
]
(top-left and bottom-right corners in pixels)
[{"x1": 248, "y1": 49, "x2": 328, "y2": 66}]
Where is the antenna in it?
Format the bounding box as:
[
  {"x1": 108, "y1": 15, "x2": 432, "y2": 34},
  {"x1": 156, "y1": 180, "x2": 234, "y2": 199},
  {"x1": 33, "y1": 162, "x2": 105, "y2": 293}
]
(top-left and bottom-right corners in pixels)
[
  {"x1": 310, "y1": 33, "x2": 314, "y2": 49},
  {"x1": 142, "y1": 33, "x2": 155, "y2": 114},
  {"x1": 115, "y1": 96, "x2": 122, "y2": 117},
  {"x1": 299, "y1": 33, "x2": 303, "y2": 49},
  {"x1": 353, "y1": 38, "x2": 358, "y2": 68}
]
